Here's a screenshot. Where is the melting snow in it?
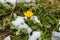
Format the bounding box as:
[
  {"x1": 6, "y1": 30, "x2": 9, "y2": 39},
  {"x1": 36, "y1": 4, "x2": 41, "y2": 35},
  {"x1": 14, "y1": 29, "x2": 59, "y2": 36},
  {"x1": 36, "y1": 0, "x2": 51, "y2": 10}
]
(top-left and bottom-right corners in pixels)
[
  {"x1": 59, "y1": 20, "x2": 60, "y2": 24},
  {"x1": 29, "y1": 31, "x2": 41, "y2": 40},
  {"x1": 12, "y1": 16, "x2": 32, "y2": 38},
  {"x1": 0, "y1": 0, "x2": 6, "y2": 3},
  {"x1": 12, "y1": 16, "x2": 25, "y2": 27},
  {"x1": 32, "y1": 16, "x2": 40, "y2": 23},
  {"x1": 12, "y1": 16, "x2": 41, "y2": 40},
  {"x1": 4, "y1": 36, "x2": 11, "y2": 40},
  {"x1": 0, "y1": 0, "x2": 16, "y2": 6},
  {"x1": 59, "y1": 27, "x2": 60, "y2": 31},
  {"x1": 52, "y1": 31, "x2": 60, "y2": 40},
  {"x1": 26, "y1": 0, "x2": 31, "y2": 2}
]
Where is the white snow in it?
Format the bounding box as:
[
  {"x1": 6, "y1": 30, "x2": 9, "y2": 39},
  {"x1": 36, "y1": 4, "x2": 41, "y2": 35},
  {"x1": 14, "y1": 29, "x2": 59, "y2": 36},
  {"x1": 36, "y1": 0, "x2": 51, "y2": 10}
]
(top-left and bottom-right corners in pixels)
[
  {"x1": 0, "y1": 0, "x2": 16, "y2": 5},
  {"x1": 0, "y1": 0, "x2": 16, "y2": 4},
  {"x1": 12, "y1": 16, "x2": 25, "y2": 26},
  {"x1": 29, "y1": 31, "x2": 41, "y2": 40},
  {"x1": 52, "y1": 31, "x2": 60, "y2": 37},
  {"x1": 16, "y1": 23, "x2": 32, "y2": 36},
  {"x1": 59, "y1": 20, "x2": 60, "y2": 24},
  {"x1": 52, "y1": 31, "x2": 60, "y2": 40},
  {"x1": 12, "y1": 16, "x2": 32, "y2": 38},
  {"x1": 59, "y1": 27, "x2": 60, "y2": 31},
  {"x1": 0, "y1": 0, "x2": 36, "y2": 6},
  {"x1": 26, "y1": 0, "x2": 31, "y2": 2},
  {"x1": 12, "y1": 16, "x2": 40, "y2": 35},
  {"x1": 6, "y1": 0, "x2": 16, "y2": 4},
  {"x1": 0, "y1": 0, "x2": 35, "y2": 3},
  {"x1": 0, "y1": 0, "x2": 6, "y2": 3},
  {"x1": 32, "y1": 16, "x2": 40, "y2": 23},
  {"x1": 12, "y1": 16, "x2": 41, "y2": 40},
  {"x1": 4, "y1": 36, "x2": 11, "y2": 40}
]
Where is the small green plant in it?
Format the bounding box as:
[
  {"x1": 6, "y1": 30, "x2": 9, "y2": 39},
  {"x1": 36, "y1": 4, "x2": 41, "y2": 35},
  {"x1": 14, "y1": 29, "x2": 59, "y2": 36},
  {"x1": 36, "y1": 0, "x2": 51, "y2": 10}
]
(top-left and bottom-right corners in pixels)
[{"x1": 0, "y1": 0, "x2": 60, "y2": 40}]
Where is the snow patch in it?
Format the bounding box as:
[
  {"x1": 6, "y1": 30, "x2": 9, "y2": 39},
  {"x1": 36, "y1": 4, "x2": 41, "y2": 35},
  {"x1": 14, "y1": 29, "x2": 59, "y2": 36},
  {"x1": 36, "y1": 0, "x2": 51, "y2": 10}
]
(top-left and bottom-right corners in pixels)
[
  {"x1": 59, "y1": 27, "x2": 60, "y2": 31},
  {"x1": 32, "y1": 16, "x2": 40, "y2": 23},
  {"x1": 12, "y1": 16, "x2": 32, "y2": 38},
  {"x1": 4, "y1": 36, "x2": 11, "y2": 40},
  {"x1": 0, "y1": 0, "x2": 6, "y2": 3},
  {"x1": 52, "y1": 31, "x2": 60, "y2": 40},
  {"x1": 26, "y1": 0, "x2": 31, "y2": 2},
  {"x1": 12, "y1": 16, "x2": 41, "y2": 40},
  {"x1": 12, "y1": 16, "x2": 25, "y2": 26},
  {"x1": 29, "y1": 31, "x2": 41, "y2": 40},
  {"x1": 59, "y1": 20, "x2": 60, "y2": 24}
]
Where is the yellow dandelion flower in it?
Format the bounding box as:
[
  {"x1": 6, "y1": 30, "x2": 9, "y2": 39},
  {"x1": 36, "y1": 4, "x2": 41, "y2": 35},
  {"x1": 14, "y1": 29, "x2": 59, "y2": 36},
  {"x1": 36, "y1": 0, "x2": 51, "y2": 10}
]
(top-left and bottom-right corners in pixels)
[{"x1": 24, "y1": 11, "x2": 33, "y2": 18}]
